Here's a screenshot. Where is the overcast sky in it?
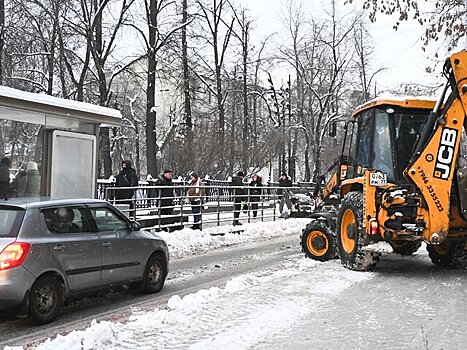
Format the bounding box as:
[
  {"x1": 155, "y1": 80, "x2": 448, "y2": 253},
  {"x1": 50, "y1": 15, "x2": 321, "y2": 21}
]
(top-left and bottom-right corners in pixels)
[{"x1": 236, "y1": 0, "x2": 438, "y2": 92}]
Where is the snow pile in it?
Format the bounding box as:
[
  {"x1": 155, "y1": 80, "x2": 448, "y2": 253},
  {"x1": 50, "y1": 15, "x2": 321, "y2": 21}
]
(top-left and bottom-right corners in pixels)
[
  {"x1": 156, "y1": 218, "x2": 310, "y2": 259},
  {"x1": 363, "y1": 241, "x2": 394, "y2": 254}
]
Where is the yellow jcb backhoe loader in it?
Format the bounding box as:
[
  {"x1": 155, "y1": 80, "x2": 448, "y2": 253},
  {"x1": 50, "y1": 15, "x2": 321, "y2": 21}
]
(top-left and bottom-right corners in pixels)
[{"x1": 301, "y1": 51, "x2": 467, "y2": 270}]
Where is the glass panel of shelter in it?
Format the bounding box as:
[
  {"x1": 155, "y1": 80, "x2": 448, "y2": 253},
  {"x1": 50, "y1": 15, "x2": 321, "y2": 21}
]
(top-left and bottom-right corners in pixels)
[{"x1": 1, "y1": 114, "x2": 95, "y2": 198}]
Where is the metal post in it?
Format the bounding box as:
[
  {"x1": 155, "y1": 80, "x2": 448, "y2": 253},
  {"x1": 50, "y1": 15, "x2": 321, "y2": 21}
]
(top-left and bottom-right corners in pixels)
[{"x1": 217, "y1": 186, "x2": 221, "y2": 226}]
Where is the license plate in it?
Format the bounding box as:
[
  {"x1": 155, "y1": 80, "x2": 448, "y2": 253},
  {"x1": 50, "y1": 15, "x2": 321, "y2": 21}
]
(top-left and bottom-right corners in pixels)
[{"x1": 370, "y1": 172, "x2": 387, "y2": 186}]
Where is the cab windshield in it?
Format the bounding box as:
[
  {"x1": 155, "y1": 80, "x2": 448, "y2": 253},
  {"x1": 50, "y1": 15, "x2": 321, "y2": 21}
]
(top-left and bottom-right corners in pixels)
[
  {"x1": 392, "y1": 109, "x2": 429, "y2": 178},
  {"x1": 351, "y1": 106, "x2": 430, "y2": 183}
]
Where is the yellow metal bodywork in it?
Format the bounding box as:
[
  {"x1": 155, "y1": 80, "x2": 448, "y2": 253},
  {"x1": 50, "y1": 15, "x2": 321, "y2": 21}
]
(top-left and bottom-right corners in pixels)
[
  {"x1": 405, "y1": 52, "x2": 467, "y2": 243},
  {"x1": 322, "y1": 164, "x2": 347, "y2": 200},
  {"x1": 340, "y1": 53, "x2": 467, "y2": 243}
]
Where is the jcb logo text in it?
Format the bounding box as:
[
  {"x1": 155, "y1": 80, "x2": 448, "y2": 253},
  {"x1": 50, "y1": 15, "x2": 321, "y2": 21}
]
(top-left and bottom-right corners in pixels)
[{"x1": 434, "y1": 127, "x2": 457, "y2": 180}]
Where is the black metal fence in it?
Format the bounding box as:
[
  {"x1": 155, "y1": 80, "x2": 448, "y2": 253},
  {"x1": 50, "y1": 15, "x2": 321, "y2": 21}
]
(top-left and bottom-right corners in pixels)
[
  {"x1": 96, "y1": 178, "x2": 315, "y2": 204},
  {"x1": 97, "y1": 178, "x2": 316, "y2": 231}
]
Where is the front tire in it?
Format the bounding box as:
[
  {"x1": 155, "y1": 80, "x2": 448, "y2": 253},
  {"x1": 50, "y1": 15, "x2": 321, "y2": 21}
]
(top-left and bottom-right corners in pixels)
[
  {"x1": 142, "y1": 253, "x2": 167, "y2": 293},
  {"x1": 336, "y1": 192, "x2": 379, "y2": 271},
  {"x1": 28, "y1": 275, "x2": 64, "y2": 325},
  {"x1": 300, "y1": 220, "x2": 336, "y2": 261}
]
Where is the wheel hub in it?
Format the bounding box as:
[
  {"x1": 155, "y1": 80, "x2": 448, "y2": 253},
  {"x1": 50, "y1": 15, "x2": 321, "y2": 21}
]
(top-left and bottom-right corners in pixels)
[
  {"x1": 347, "y1": 223, "x2": 356, "y2": 240},
  {"x1": 149, "y1": 263, "x2": 161, "y2": 285},
  {"x1": 312, "y1": 236, "x2": 326, "y2": 250},
  {"x1": 37, "y1": 286, "x2": 54, "y2": 313}
]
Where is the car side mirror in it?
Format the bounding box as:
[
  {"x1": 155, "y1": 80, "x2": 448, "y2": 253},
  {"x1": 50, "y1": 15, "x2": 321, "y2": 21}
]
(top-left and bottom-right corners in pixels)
[{"x1": 130, "y1": 221, "x2": 141, "y2": 231}]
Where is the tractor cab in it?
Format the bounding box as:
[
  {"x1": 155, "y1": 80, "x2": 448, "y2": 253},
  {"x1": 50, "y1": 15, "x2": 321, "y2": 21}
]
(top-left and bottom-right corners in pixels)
[{"x1": 343, "y1": 98, "x2": 436, "y2": 184}]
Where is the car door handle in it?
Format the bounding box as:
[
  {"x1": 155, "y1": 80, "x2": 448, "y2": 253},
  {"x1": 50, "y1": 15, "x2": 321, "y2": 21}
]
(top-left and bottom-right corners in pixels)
[
  {"x1": 102, "y1": 241, "x2": 112, "y2": 248},
  {"x1": 53, "y1": 244, "x2": 65, "y2": 251}
]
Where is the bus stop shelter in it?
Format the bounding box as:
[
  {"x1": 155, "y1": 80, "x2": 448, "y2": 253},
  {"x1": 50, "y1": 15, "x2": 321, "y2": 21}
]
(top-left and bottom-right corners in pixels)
[{"x1": 0, "y1": 86, "x2": 122, "y2": 198}]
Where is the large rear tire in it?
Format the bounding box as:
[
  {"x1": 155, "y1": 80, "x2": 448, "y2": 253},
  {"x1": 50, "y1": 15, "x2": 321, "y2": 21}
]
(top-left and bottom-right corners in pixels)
[
  {"x1": 336, "y1": 192, "x2": 379, "y2": 271},
  {"x1": 300, "y1": 220, "x2": 336, "y2": 261},
  {"x1": 427, "y1": 241, "x2": 467, "y2": 267},
  {"x1": 390, "y1": 241, "x2": 422, "y2": 256}
]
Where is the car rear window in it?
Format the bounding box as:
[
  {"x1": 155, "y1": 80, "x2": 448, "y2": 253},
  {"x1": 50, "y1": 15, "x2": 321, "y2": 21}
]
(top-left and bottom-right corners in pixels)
[{"x1": 0, "y1": 207, "x2": 25, "y2": 238}]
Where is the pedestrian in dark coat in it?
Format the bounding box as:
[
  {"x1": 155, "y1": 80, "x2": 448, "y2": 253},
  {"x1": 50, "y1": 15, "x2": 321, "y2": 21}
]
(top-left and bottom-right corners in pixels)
[
  {"x1": 278, "y1": 172, "x2": 293, "y2": 218},
  {"x1": 0, "y1": 157, "x2": 12, "y2": 200},
  {"x1": 249, "y1": 174, "x2": 263, "y2": 218},
  {"x1": 115, "y1": 160, "x2": 139, "y2": 210},
  {"x1": 154, "y1": 169, "x2": 175, "y2": 215},
  {"x1": 231, "y1": 171, "x2": 246, "y2": 225}
]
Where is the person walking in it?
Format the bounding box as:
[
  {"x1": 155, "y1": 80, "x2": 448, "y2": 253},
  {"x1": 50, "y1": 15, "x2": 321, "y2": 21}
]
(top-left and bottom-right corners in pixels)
[
  {"x1": 17, "y1": 161, "x2": 41, "y2": 197},
  {"x1": 0, "y1": 157, "x2": 12, "y2": 200},
  {"x1": 231, "y1": 171, "x2": 246, "y2": 226},
  {"x1": 278, "y1": 172, "x2": 293, "y2": 218},
  {"x1": 186, "y1": 173, "x2": 205, "y2": 230},
  {"x1": 249, "y1": 174, "x2": 263, "y2": 218},
  {"x1": 115, "y1": 160, "x2": 139, "y2": 210},
  {"x1": 155, "y1": 169, "x2": 175, "y2": 215}
]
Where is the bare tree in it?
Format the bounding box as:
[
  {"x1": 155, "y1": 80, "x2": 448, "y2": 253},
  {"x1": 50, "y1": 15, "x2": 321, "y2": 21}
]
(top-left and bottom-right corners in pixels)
[
  {"x1": 181, "y1": 0, "x2": 194, "y2": 171},
  {"x1": 278, "y1": 0, "x2": 364, "y2": 181},
  {"x1": 130, "y1": 0, "x2": 188, "y2": 177},
  {"x1": 193, "y1": 0, "x2": 235, "y2": 172},
  {"x1": 346, "y1": 0, "x2": 466, "y2": 52},
  {"x1": 352, "y1": 20, "x2": 385, "y2": 103},
  {"x1": 230, "y1": 4, "x2": 252, "y2": 172}
]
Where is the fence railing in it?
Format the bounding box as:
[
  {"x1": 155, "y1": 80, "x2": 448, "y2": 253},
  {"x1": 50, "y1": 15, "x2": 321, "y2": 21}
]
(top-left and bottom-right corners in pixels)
[
  {"x1": 97, "y1": 178, "x2": 315, "y2": 203},
  {"x1": 99, "y1": 181, "x2": 316, "y2": 231}
]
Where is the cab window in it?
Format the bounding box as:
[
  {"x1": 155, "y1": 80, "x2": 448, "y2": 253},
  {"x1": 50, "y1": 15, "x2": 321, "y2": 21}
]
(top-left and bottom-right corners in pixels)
[
  {"x1": 373, "y1": 112, "x2": 395, "y2": 180},
  {"x1": 459, "y1": 128, "x2": 467, "y2": 168},
  {"x1": 354, "y1": 111, "x2": 373, "y2": 169}
]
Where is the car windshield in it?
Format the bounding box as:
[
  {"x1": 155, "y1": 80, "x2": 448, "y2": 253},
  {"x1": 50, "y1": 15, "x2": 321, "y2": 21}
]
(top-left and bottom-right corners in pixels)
[{"x1": 0, "y1": 207, "x2": 25, "y2": 238}]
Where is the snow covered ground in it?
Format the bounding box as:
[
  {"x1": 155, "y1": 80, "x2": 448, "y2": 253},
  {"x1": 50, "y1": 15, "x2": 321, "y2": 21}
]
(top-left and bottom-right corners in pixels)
[{"x1": 4, "y1": 219, "x2": 375, "y2": 350}]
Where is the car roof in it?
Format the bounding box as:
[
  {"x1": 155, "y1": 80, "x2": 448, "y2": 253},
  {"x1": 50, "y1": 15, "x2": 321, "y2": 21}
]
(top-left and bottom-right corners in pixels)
[{"x1": 0, "y1": 197, "x2": 108, "y2": 210}]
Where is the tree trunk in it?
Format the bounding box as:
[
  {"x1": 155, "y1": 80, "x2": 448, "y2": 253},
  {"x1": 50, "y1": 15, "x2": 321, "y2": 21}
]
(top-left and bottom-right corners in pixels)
[
  {"x1": 146, "y1": 0, "x2": 158, "y2": 178},
  {"x1": 215, "y1": 64, "x2": 225, "y2": 169},
  {"x1": 0, "y1": 0, "x2": 4, "y2": 85},
  {"x1": 182, "y1": 0, "x2": 193, "y2": 172},
  {"x1": 241, "y1": 22, "x2": 249, "y2": 172},
  {"x1": 92, "y1": 0, "x2": 112, "y2": 177}
]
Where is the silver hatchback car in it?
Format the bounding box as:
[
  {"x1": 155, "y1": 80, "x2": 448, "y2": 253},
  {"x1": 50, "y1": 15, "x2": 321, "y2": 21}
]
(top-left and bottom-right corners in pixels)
[{"x1": 0, "y1": 198, "x2": 169, "y2": 324}]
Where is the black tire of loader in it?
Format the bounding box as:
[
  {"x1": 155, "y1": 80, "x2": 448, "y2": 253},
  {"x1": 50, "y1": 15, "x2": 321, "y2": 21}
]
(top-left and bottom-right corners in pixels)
[
  {"x1": 336, "y1": 191, "x2": 379, "y2": 271},
  {"x1": 427, "y1": 241, "x2": 467, "y2": 267},
  {"x1": 452, "y1": 241, "x2": 467, "y2": 268},
  {"x1": 300, "y1": 220, "x2": 336, "y2": 261},
  {"x1": 390, "y1": 241, "x2": 422, "y2": 256}
]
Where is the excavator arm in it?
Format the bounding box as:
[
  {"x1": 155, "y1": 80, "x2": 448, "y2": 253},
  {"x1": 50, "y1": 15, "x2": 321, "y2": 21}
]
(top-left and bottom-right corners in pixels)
[
  {"x1": 313, "y1": 156, "x2": 347, "y2": 208},
  {"x1": 405, "y1": 52, "x2": 467, "y2": 244}
]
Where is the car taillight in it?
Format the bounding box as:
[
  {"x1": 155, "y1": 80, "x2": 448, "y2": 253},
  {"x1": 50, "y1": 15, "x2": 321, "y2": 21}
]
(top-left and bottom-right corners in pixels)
[{"x1": 0, "y1": 242, "x2": 31, "y2": 270}]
